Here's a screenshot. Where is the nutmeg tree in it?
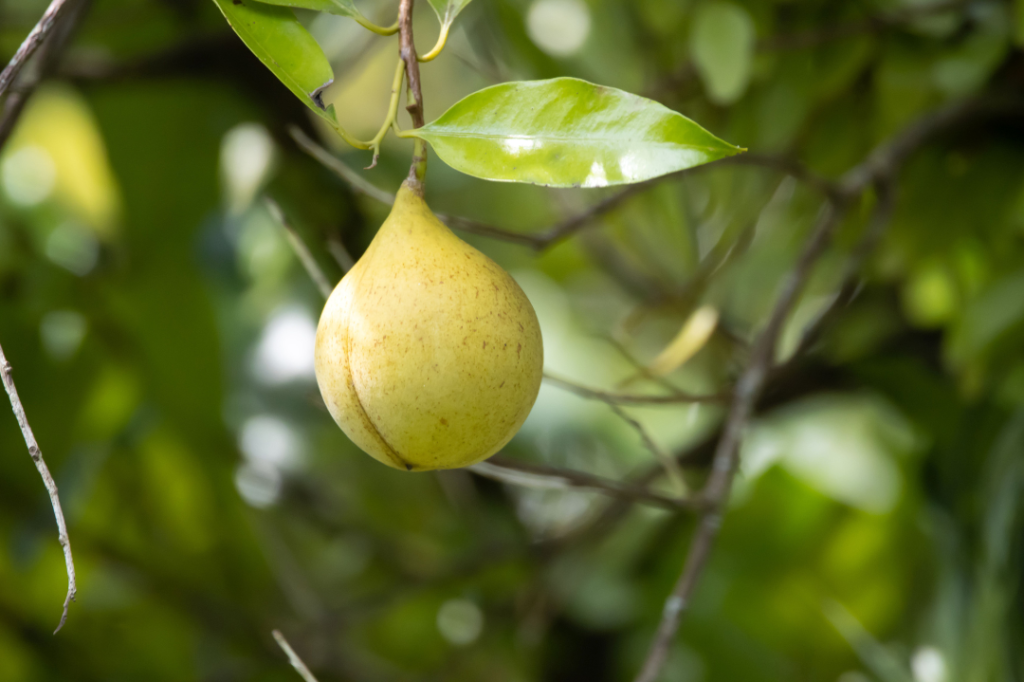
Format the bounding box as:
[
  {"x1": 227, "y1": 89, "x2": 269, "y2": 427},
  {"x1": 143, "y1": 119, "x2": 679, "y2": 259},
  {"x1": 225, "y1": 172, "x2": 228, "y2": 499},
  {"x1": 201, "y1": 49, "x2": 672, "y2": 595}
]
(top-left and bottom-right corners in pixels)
[{"x1": 2, "y1": 0, "x2": 1024, "y2": 681}]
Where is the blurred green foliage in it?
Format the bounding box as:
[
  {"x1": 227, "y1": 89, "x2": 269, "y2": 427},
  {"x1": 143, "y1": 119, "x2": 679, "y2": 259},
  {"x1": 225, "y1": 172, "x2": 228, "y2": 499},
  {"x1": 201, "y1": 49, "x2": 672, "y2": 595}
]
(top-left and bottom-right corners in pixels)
[{"x1": 1, "y1": 0, "x2": 1024, "y2": 681}]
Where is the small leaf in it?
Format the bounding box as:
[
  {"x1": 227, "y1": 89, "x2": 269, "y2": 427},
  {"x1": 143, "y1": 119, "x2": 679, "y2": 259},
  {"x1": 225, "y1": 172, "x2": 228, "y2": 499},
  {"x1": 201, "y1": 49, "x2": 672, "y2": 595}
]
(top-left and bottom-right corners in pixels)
[
  {"x1": 690, "y1": 1, "x2": 756, "y2": 105},
  {"x1": 252, "y1": 0, "x2": 365, "y2": 20},
  {"x1": 408, "y1": 78, "x2": 743, "y2": 187},
  {"x1": 211, "y1": 0, "x2": 338, "y2": 124},
  {"x1": 426, "y1": 0, "x2": 474, "y2": 28}
]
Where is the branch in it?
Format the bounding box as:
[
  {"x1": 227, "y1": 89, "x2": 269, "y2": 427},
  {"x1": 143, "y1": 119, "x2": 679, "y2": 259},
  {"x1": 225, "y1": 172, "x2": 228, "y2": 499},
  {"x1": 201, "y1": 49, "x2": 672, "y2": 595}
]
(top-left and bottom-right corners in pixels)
[
  {"x1": 543, "y1": 373, "x2": 727, "y2": 406},
  {"x1": 272, "y1": 630, "x2": 322, "y2": 682},
  {"x1": 0, "y1": 0, "x2": 75, "y2": 99},
  {"x1": 398, "y1": 0, "x2": 427, "y2": 187},
  {"x1": 293, "y1": 126, "x2": 833, "y2": 251},
  {"x1": 474, "y1": 457, "x2": 701, "y2": 512},
  {"x1": 290, "y1": 126, "x2": 550, "y2": 247},
  {"x1": 0, "y1": 0, "x2": 88, "y2": 151},
  {"x1": 782, "y1": 182, "x2": 897, "y2": 366},
  {"x1": 0, "y1": 342, "x2": 77, "y2": 633},
  {"x1": 631, "y1": 91, "x2": 1024, "y2": 682},
  {"x1": 606, "y1": 403, "x2": 687, "y2": 497},
  {"x1": 265, "y1": 198, "x2": 335, "y2": 300},
  {"x1": 632, "y1": 203, "x2": 845, "y2": 682}
]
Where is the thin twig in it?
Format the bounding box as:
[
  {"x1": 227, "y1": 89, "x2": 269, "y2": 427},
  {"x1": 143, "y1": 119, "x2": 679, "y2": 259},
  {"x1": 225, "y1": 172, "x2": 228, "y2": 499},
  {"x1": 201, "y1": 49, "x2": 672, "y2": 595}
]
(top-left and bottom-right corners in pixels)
[
  {"x1": 272, "y1": 630, "x2": 322, "y2": 682},
  {"x1": 290, "y1": 126, "x2": 556, "y2": 247},
  {"x1": 544, "y1": 372, "x2": 727, "y2": 406},
  {"x1": 291, "y1": 126, "x2": 836, "y2": 251},
  {"x1": 783, "y1": 182, "x2": 897, "y2": 365},
  {"x1": 0, "y1": 0, "x2": 75, "y2": 99},
  {"x1": 290, "y1": 126, "x2": 395, "y2": 205},
  {"x1": 475, "y1": 457, "x2": 700, "y2": 511},
  {"x1": 607, "y1": 403, "x2": 687, "y2": 497},
  {"x1": 265, "y1": 199, "x2": 335, "y2": 300},
  {"x1": 326, "y1": 237, "x2": 355, "y2": 274},
  {"x1": 0, "y1": 342, "x2": 76, "y2": 634}
]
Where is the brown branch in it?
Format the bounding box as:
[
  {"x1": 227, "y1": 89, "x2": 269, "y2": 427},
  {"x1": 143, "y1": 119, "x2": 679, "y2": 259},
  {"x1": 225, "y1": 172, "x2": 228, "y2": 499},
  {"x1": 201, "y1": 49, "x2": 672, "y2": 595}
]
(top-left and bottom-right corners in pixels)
[
  {"x1": 544, "y1": 373, "x2": 728, "y2": 406},
  {"x1": 290, "y1": 126, "x2": 541, "y2": 246},
  {"x1": 266, "y1": 198, "x2": 335, "y2": 300},
  {"x1": 633, "y1": 203, "x2": 845, "y2": 682},
  {"x1": 326, "y1": 237, "x2": 355, "y2": 274},
  {"x1": 272, "y1": 630, "x2": 322, "y2": 682},
  {"x1": 782, "y1": 181, "x2": 897, "y2": 366},
  {"x1": 632, "y1": 90, "x2": 1024, "y2": 682},
  {"x1": 397, "y1": 0, "x2": 424, "y2": 130},
  {"x1": 0, "y1": 0, "x2": 75, "y2": 98},
  {"x1": 475, "y1": 457, "x2": 701, "y2": 512},
  {"x1": 289, "y1": 127, "x2": 395, "y2": 205},
  {"x1": 0, "y1": 342, "x2": 77, "y2": 633},
  {"x1": 606, "y1": 403, "x2": 687, "y2": 496},
  {"x1": 398, "y1": 0, "x2": 428, "y2": 187},
  {"x1": 292, "y1": 125, "x2": 833, "y2": 251},
  {"x1": 0, "y1": 0, "x2": 88, "y2": 151}
]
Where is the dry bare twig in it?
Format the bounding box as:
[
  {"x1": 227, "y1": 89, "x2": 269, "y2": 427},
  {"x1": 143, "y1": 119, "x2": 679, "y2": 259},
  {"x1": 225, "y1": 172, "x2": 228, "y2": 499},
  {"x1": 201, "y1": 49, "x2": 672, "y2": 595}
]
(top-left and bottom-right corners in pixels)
[
  {"x1": 543, "y1": 372, "x2": 727, "y2": 406},
  {"x1": 0, "y1": 343, "x2": 76, "y2": 633},
  {"x1": 265, "y1": 198, "x2": 335, "y2": 300},
  {"x1": 476, "y1": 457, "x2": 700, "y2": 512},
  {"x1": 272, "y1": 629, "x2": 322, "y2": 682}
]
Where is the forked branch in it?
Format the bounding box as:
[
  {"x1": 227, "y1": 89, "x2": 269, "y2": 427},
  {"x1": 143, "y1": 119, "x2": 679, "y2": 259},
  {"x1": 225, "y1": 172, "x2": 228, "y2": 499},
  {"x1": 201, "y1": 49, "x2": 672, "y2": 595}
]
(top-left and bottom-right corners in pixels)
[{"x1": 632, "y1": 92, "x2": 1024, "y2": 682}]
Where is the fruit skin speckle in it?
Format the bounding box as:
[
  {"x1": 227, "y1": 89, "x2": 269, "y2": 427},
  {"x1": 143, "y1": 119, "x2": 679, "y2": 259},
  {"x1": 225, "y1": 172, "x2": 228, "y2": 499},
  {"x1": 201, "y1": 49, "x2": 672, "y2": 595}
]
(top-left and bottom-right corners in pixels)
[{"x1": 314, "y1": 180, "x2": 544, "y2": 472}]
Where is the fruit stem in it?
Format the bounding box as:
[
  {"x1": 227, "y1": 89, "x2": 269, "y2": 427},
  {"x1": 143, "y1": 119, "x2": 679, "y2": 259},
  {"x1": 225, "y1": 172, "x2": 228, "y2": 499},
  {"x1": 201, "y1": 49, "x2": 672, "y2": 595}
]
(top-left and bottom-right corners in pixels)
[
  {"x1": 365, "y1": 58, "x2": 407, "y2": 170},
  {"x1": 398, "y1": 0, "x2": 427, "y2": 192}
]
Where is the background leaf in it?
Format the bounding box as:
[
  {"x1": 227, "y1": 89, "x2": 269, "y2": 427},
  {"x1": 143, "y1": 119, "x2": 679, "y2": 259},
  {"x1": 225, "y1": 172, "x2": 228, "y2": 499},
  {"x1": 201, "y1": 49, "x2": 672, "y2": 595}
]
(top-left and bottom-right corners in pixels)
[
  {"x1": 251, "y1": 0, "x2": 366, "y2": 20},
  {"x1": 408, "y1": 77, "x2": 742, "y2": 187},
  {"x1": 426, "y1": 0, "x2": 475, "y2": 28},
  {"x1": 690, "y1": 1, "x2": 756, "y2": 105},
  {"x1": 210, "y1": 0, "x2": 339, "y2": 124}
]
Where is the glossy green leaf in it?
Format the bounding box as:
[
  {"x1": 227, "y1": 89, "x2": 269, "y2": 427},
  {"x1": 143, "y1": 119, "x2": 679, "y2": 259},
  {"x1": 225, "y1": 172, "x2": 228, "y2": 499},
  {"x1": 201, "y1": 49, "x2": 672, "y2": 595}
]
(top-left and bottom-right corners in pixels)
[
  {"x1": 408, "y1": 78, "x2": 742, "y2": 187},
  {"x1": 427, "y1": 0, "x2": 474, "y2": 28},
  {"x1": 210, "y1": 0, "x2": 338, "y2": 124},
  {"x1": 690, "y1": 1, "x2": 756, "y2": 105},
  {"x1": 252, "y1": 0, "x2": 364, "y2": 20}
]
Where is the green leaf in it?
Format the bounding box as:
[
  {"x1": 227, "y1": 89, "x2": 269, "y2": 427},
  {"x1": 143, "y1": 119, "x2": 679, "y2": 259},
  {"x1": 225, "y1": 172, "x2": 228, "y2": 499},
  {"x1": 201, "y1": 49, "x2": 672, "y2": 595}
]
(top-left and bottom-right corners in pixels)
[
  {"x1": 426, "y1": 0, "x2": 474, "y2": 28},
  {"x1": 407, "y1": 78, "x2": 742, "y2": 187},
  {"x1": 210, "y1": 0, "x2": 338, "y2": 125},
  {"x1": 251, "y1": 0, "x2": 364, "y2": 20},
  {"x1": 690, "y1": 1, "x2": 756, "y2": 105}
]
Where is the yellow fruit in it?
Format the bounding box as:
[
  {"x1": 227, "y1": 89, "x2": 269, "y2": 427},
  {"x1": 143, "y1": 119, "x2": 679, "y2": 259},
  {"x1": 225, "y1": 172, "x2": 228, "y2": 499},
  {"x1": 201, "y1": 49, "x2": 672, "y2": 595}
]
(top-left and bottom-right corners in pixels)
[{"x1": 314, "y1": 180, "x2": 544, "y2": 471}]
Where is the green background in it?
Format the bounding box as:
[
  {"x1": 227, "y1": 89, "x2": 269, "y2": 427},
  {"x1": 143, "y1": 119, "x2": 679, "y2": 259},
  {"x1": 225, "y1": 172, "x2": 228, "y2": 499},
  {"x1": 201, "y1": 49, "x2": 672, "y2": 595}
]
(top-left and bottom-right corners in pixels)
[{"x1": 1, "y1": 0, "x2": 1023, "y2": 680}]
